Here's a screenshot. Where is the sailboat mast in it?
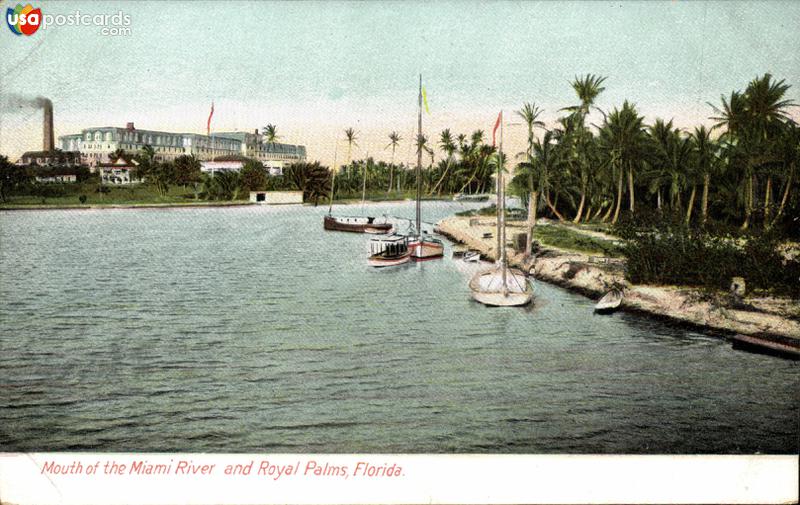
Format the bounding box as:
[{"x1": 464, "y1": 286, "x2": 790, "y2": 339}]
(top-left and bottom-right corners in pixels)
[
  {"x1": 361, "y1": 152, "x2": 368, "y2": 214},
  {"x1": 499, "y1": 111, "x2": 508, "y2": 291},
  {"x1": 416, "y1": 74, "x2": 423, "y2": 236},
  {"x1": 328, "y1": 141, "x2": 338, "y2": 215}
]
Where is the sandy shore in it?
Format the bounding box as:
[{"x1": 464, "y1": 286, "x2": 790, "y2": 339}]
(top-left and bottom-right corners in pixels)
[{"x1": 436, "y1": 215, "x2": 800, "y2": 343}]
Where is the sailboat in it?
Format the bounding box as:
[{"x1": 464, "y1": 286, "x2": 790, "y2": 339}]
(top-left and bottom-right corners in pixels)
[
  {"x1": 469, "y1": 111, "x2": 533, "y2": 307},
  {"x1": 408, "y1": 74, "x2": 444, "y2": 260},
  {"x1": 324, "y1": 144, "x2": 393, "y2": 234}
]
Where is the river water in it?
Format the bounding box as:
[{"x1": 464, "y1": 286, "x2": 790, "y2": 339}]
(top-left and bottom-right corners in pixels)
[{"x1": 0, "y1": 202, "x2": 797, "y2": 453}]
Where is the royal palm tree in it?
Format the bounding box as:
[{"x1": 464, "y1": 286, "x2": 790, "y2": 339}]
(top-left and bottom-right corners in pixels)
[
  {"x1": 710, "y1": 74, "x2": 796, "y2": 228},
  {"x1": 262, "y1": 124, "x2": 279, "y2": 146},
  {"x1": 385, "y1": 131, "x2": 402, "y2": 192},
  {"x1": 561, "y1": 75, "x2": 606, "y2": 222},
  {"x1": 432, "y1": 129, "x2": 457, "y2": 194},
  {"x1": 597, "y1": 101, "x2": 648, "y2": 223},
  {"x1": 344, "y1": 128, "x2": 358, "y2": 167},
  {"x1": 690, "y1": 125, "x2": 719, "y2": 224},
  {"x1": 516, "y1": 102, "x2": 546, "y2": 249},
  {"x1": 772, "y1": 120, "x2": 798, "y2": 227}
]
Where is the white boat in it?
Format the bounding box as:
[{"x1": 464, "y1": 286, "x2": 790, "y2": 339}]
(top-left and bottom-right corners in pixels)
[
  {"x1": 409, "y1": 75, "x2": 444, "y2": 262},
  {"x1": 368, "y1": 234, "x2": 411, "y2": 267},
  {"x1": 594, "y1": 288, "x2": 623, "y2": 314},
  {"x1": 469, "y1": 110, "x2": 533, "y2": 307},
  {"x1": 469, "y1": 266, "x2": 532, "y2": 306},
  {"x1": 463, "y1": 251, "x2": 480, "y2": 262}
]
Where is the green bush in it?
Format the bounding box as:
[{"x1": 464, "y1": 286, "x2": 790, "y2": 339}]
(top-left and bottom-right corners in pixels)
[{"x1": 614, "y1": 210, "x2": 800, "y2": 298}]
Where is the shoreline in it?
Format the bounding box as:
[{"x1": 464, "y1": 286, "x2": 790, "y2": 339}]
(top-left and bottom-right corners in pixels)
[
  {"x1": 435, "y1": 215, "x2": 800, "y2": 349},
  {"x1": 0, "y1": 197, "x2": 449, "y2": 212}
]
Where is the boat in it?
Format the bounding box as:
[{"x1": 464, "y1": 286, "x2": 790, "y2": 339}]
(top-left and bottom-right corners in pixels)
[
  {"x1": 324, "y1": 214, "x2": 392, "y2": 234},
  {"x1": 453, "y1": 193, "x2": 490, "y2": 202},
  {"x1": 452, "y1": 244, "x2": 469, "y2": 258},
  {"x1": 463, "y1": 251, "x2": 480, "y2": 262},
  {"x1": 323, "y1": 143, "x2": 392, "y2": 234},
  {"x1": 408, "y1": 74, "x2": 444, "y2": 262},
  {"x1": 594, "y1": 288, "x2": 623, "y2": 314},
  {"x1": 368, "y1": 234, "x2": 411, "y2": 267},
  {"x1": 468, "y1": 110, "x2": 533, "y2": 307}
]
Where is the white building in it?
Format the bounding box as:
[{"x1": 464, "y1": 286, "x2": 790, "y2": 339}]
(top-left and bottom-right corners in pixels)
[{"x1": 58, "y1": 122, "x2": 306, "y2": 171}]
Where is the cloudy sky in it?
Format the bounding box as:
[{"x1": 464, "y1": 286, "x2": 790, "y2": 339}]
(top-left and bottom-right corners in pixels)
[{"x1": 1, "y1": 0, "x2": 798, "y2": 165}]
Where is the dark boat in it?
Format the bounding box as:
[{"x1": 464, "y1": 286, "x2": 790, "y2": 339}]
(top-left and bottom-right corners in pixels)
[
  {"x1": 324, "y1": 214, "x2": 392, "y2": 234},
  {"x1": 323, "y1": 145, "x2": 392, "y2": 234}
]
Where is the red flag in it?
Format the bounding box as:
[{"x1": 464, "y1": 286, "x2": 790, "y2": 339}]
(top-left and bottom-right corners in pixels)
[
  {"x1": 206, "y1": 101, "x2": 215, "y2": 136},
  {"x1": 492, "y1": 111, "x2": 502, "y2": 147}
]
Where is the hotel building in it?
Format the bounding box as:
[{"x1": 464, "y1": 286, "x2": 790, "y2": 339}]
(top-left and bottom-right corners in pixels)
[{"x1": 58, "y1": 122, "x2": 306, "y2": 170}]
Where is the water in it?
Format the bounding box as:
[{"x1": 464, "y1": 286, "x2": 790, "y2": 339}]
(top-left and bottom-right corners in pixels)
[{"x1": 0, "y1": 202, "x2": 797, "y2": 453}]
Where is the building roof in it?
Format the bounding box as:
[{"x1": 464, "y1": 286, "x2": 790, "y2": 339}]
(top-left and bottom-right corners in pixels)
[
  {"x1": 211, "y1": 154, "x2": 252, "y2": 162},
  {"x1": 20, "y1": 150, "x2": 80, "y2": 158}
]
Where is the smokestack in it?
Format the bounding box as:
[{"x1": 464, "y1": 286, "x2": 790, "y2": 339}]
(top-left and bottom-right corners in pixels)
[{"x1": 42, "y1": 98, "x2": 54, "y2": 152}]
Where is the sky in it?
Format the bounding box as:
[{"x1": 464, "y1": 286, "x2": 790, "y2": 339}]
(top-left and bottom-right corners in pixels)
[{"x1": 1, "y1": 0, "x2": 799, "y2": 166}]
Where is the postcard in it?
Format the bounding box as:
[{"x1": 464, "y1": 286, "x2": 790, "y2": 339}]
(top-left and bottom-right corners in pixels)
[{"x1": 0, "y1": 1, "x2": 798, "y2": 504}]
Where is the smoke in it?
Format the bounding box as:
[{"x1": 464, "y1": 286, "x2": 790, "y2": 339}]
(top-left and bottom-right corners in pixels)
[{"x1": 0, "y1": 93, "x2": 51, "y2": 111}]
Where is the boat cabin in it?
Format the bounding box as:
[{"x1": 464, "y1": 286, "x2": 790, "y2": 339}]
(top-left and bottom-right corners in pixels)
[{"x1": 369, "y1": 234, "x2": 409, "y2": 257}]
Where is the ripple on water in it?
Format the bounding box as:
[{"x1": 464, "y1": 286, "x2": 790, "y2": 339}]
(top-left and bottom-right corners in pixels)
[{"x1": 0, "y1": 203, "x2": 798, "y2": 453}]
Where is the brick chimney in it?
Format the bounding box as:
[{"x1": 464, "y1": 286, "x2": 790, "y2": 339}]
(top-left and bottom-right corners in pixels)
[
  {"x1": 126, "y1": 122, "x2": 135, "y2": 130},
  {"x1": 43, "y1": 99, "x2": 54, "y2": 152}
]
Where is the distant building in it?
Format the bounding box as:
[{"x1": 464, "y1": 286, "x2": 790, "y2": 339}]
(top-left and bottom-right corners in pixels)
[
  {"x1": 31, "y1": 165, "x2": 83, "y2": 184},
  {"x1": 97, "y1": 157, "x2": 141, "y2": 185},
  {"x1": 58, "y1": 122, "x2": 306, "y2": 170},
  {"x1": 249, "y1": 191, "x2": 303, "y2": 204},
  {"x1": 200, "y1": 158, "x2": 246, "y2": 176},
  {"x1": 16, "y1": 150, "x2": 82, "y2": 167}
]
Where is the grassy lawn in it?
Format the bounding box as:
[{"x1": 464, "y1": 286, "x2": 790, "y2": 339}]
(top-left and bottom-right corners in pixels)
[
  {"x1": 1, "y1": 184, "x2": 251, "y2": 208},
  {"x1": 530, "y1": 224, "x2": 623, "y2": 257}
]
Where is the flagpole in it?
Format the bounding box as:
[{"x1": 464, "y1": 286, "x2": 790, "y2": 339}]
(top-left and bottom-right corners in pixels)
[
  {"x1": 500, "y1": 110, "x2": 507, "y2": 294},
  {"x1": 328, "y1": 140, "x2": 338, "y2": 215},
  {"x1": 416, "y1": 74, "x2": 423, "y2": 237}
]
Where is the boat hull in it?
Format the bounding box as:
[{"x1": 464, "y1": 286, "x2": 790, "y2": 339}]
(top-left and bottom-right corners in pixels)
[
  {"x1": 368, "y1": 251, "x2": 411, "y2": 267},
  {"x1": 408, "y1": 239, "x2": 444, "y2": 260},
  {"x1": 468, "y1": 267, "x2": 533, "y2": 307},
  {"x1": 324, "y1": 215, "x2": 392, "y2": 234},
  {"x1": 471, "y1": 290, "x2": 533, "y2": 307}
]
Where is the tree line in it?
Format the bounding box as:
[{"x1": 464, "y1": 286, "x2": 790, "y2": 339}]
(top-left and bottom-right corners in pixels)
[{"x1": 508, "y1": 73, "x2": 797, "y2": 235}]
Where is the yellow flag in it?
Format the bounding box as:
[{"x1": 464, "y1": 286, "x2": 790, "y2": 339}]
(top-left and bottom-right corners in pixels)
[{"x1": 422, "y1": 86, "x2": 430, "y2": 114}]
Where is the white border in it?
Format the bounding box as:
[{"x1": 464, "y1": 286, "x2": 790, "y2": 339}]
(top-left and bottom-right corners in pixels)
[{"x1": 0, "y1": 453, "x2": 797, "y2": 505}]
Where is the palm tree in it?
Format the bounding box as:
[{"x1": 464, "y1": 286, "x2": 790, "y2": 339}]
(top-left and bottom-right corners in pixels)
[
  {"x1": 344, "y1": 128, "x2": 358, "y2": 167},
  {"x1": 109, "y1": 148, "x2": 127, "y2": 162},
  {"x1": 262, "y1": 124, "x2": 279, "y2": 146},
  {"x1": 690, "y1": 125, "x2": 719, "y2": 224},
  {"x1": 515, "y1": 102, "x2": 546, "y2": 254},
  {"x1": 561, "y1": 75, "x2": 606, "y2": 222},
  {"x1": 432, "y1": 129, "x2": 457, "y2": 194},
  {"x1": 385, "y1": 131, "x2": 402, "y2": 192},
  {"x1": 710, "y1": 74, "x2": 795, "y2": 228},
  {"x1": 597, "y1": 101, "x2": 648, "y2": 223},
  {"x1": 772, "y1": 120, "x2": 798, "y2": 227}
]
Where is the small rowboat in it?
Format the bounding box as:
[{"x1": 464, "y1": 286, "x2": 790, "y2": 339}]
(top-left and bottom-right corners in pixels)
[
  {"x1": 594, "y1": 288, "x2": 623, "y2": 314},
  {"x1": 368, "y1": 234, "x2": 411, "y2": 267},
  {"x1": 463, "y1": 251, "x2": 480, "y2": 262}
]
